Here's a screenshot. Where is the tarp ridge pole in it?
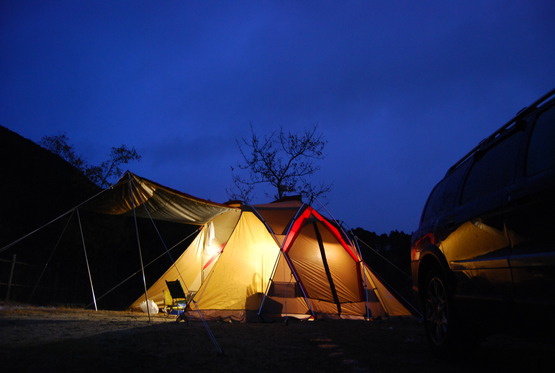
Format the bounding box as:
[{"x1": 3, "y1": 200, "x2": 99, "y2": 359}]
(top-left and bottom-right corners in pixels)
[
  {"x1": 129, "y1": 174, "x2": 151, "y2": 321},
  {"x1": 76, "y1": 208, "x2": 98, "y2": 311}
]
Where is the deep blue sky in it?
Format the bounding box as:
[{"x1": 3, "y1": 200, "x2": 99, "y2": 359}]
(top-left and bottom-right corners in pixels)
[{"x1": 1, "y1": 1, "x2": 554, "y2": 234}]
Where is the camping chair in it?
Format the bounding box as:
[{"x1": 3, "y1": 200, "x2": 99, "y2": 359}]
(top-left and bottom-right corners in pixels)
[{"x1": 164, "y1": 280, "x2": 194, "y2": 322}]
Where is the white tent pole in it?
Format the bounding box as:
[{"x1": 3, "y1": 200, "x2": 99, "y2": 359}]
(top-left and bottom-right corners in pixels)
[
  {"x1": 128, "y1": 175, "x2": 151, "y2": 321},
  {"x1": 76, "y1": 208, "x2": 98, "y2": 311}
]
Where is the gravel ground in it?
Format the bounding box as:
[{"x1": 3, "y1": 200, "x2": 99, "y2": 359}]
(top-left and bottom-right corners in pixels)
[{"x1": 1, "y1": 304, "x2": 554, "y2": 373}]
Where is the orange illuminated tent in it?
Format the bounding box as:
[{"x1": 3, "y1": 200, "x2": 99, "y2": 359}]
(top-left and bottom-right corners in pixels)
[{"x1": 130, "y1": 194, "x2": 412, "y2": 321}]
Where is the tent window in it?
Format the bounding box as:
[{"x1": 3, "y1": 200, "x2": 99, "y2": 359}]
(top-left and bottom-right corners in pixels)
[{"x1": 269, "y1": 282, "x2": 302, "y2": 298}]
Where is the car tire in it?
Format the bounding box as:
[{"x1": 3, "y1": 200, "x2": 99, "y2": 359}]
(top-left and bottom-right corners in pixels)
[{"x1": 422, "y1": 266, "x2": 478, "y2": 358}]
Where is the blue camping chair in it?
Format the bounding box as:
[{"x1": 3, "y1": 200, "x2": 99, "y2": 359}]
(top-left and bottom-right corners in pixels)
[{"x1": 164, "y1": 280, "x2": 193, "y2": 322}]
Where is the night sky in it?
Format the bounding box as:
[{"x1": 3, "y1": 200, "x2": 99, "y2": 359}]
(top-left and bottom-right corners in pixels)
[{"x1": 2, "y1": 1, "x2": 554, "y2": 234}]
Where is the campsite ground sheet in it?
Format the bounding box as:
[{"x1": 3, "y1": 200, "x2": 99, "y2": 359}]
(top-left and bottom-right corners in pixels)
[{"x1": 1, "y1": 304, "x2": 554, "y2": 372}]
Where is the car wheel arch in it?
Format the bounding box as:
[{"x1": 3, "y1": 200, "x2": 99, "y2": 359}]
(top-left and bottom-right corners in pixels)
[{"x1": 418, "y1": 245, "x2": 455, "y2": 298}]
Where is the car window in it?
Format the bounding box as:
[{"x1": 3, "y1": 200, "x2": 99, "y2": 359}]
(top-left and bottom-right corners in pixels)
[
  {"x1": 526, "y1": 104, "x2": 555, "y2": 176},
  {"x1": 421, "y1": 159, "x2": 470, "y2": 223},
  {"x1": 461, "y1": 131, "x2": 523, "y2": 204}
]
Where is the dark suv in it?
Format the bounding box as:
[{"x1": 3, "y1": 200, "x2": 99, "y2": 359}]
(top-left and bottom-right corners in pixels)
[{"x1": 411, "y1": 88, "x2": 555, "y2": 356}]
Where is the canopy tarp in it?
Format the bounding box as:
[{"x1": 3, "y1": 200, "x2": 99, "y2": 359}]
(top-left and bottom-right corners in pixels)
[{"x1": 86, "y1": 172, "x2": 238, "y2": 225}]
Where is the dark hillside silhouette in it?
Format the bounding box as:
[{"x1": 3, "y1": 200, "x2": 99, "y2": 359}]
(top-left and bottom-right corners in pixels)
[
  {"x1": 0, "y1": 125, "x2": 100, "y2": 247},
  {"x1": 0, "y1": 126, "x2": 195, "y2": 308}
]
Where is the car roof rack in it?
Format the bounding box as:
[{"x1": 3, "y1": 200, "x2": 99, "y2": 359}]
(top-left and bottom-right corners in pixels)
[{"x1": 445, "y1": 88, "x2": 555, "y2": 176}]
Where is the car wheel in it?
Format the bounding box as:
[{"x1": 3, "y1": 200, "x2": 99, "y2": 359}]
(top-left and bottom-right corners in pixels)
[
  {"x1": 424, "y1": 272, "x2": 450, "y2": 350},
  {"x1": 423, "y1": 267, "x2": 476, "y2": 358}
]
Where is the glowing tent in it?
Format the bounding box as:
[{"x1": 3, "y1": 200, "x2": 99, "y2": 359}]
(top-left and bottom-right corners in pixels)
[{"x1": 128, "y1": 191, "x2": 412, "y2": 321}]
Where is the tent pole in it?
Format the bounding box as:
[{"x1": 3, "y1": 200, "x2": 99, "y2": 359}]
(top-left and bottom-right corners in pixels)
[
  {"x1": 129, "y1": 176, "x2": 151, "y2": 321},
  {"x1": 353, "y1": 236, "x2": 371, "y2": 320},
  {"x1": 76, "y1": 208, "x2": 98, "y2": 311}
]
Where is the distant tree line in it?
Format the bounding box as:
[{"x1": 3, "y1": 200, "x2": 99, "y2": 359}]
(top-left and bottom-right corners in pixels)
[
  {"x1": 351, "y1": 228, "x2": 415, "y2": 308},
  {"x1": 352, "y1": 228, "x2": 411, "y2": 272}
]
